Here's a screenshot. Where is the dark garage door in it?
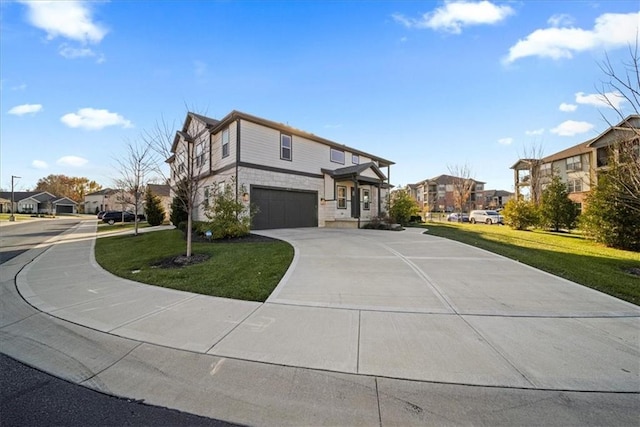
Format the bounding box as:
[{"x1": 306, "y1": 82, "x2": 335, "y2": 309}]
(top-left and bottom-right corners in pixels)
[
  {"x1": 251, "y1": 187, "x2": 317, "y2": 230},
  {"x1": 55, "y1": 205, "x2": 73, "y2": 214}
]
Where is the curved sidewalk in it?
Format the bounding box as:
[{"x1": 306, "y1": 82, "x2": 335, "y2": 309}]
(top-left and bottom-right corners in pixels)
[{"x1": 1, "y1": 221, "x2": 639, "y2": 425}]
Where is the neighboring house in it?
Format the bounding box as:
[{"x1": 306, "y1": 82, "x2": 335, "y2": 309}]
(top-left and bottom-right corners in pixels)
[
  {"x1": 147, "y1": 183, "x2": 171, "y2": 221},
  {"x1": 167, "y1": 111, "x2": 394, "y2": 229},
  {"x1": 475, "y1": 189, "x2": 514, "y2": 209},
  {"x1": 512, "y1": 114, "x2": 639, "y2": 211},
  {"x1": 408, "y1": 175, "x2": 486, "y2": 213},
  {"x1": 84, "y1": 188, "x2": 118, "y2": 214},
  {"x1": 0, "y1": 196, "x2": 10, "y2": 213},
  {"x1": 0, "y1": 191, "x2": 78, "y2": 214}
]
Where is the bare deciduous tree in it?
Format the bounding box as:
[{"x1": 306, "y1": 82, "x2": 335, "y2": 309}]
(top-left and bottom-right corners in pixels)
[
  {"x1": 114, "y1": 139, "x2": 158, "y2": 236},
  {"x1": 144, "y1": 113, "x2": 211, "y2": 257},
  {"x1": 519, "y1": 142, "x2": 545, "y2": 205},
  {"x1": 597, "y1": 41, "x2": 640, "y2": 213},
  {"x1": 447, "y1": 163, "x2": 475, "y2": 215}
]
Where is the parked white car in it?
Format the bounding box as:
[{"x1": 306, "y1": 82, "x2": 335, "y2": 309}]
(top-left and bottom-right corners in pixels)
[{"x1": 469, "y1": 210, "x2": 503, "y2": 224}]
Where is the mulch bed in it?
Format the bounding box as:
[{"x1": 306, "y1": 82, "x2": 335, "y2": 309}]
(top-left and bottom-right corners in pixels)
[{"x1": 153, "y1": 233, "x2": 279, "y2": 269}]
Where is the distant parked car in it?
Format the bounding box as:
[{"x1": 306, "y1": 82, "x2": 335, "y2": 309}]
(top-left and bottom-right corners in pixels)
[
  {"x1": 447, "y1": 212, "x2": 469, "y2": 222},
  {"x1": 97, "y1": 211, "x2": 106, "y2": 219},
  {"x1": 102, "y1": 211, "x2": 135, "y2": 225},
  {"x1": 469, "y1": 210, "x2": 503, "y2": 224}
]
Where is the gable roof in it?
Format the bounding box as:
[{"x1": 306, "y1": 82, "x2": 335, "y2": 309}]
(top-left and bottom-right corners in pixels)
[
  {"x1": 173, "y1": 111, "x2": 394, "y2": 167},
  {"x1": 541, "y1": 139, "x2": 593, "y2": 163},
  {"x1": 587, "y1": 114, "x2": 640, "y2": 148},
  {"x1": 0, "y1": 191, "x2": 56, "y2": 203},
  {"x1": 86, "y1": 188, "x2": 116, "y2": 196},
  {"x1": 322, "y1": 162, "x2": 387, "y2": 182}
]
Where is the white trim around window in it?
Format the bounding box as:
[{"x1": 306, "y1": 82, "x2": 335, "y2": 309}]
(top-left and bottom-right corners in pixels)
[
  {"x1": 337, "y1": 185, "x2": 347, "y2": 209},
  {"x1": 331, "y1": 148, "x2": 345, "y2": 164},
  {"x1": 222, "y1": 128, "x2": 230, "y2": 158},
  {"x1": 280, "y1": 134, "x2": 292, "y2": 161}
]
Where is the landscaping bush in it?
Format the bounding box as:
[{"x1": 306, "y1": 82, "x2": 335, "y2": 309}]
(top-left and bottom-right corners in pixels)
[
  {"x1": 169, "y1": 195, "x2": 188, "y2": 227},
  {"x1": 144, "y1": 187, "x2": 166, "y2": 226},
  {"x1": 203, "y1": 177, "x2": 253, "y2": 239},
  {"x1": 502, "y1": 198, "x2": 538, "y2": 230}
]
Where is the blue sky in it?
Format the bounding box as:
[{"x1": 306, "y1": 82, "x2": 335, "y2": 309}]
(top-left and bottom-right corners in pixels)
[{"x1": 2, "y1": 0, "x2": 639, "y2": 193}]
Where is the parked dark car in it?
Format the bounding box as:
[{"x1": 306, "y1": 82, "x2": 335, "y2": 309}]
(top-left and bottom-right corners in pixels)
[
  {"x1": 102, "y1": 211, "x2": 135, "y2": 225},
  {"x1": 97, "y1": 211, "x2": 106, "y2": 219}
]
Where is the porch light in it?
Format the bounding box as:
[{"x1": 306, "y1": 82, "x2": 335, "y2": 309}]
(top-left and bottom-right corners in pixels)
[{"x1": 242, "y1": 192, "x2": 249, "y2": 202}]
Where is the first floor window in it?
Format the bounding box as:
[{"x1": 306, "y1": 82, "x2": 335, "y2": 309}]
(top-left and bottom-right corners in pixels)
[
  {"x1": 362, "y1": 189, "x2": 370, "y2": 210},
  {"x1": 281, "y1": 134, "x2": 292, "y2": 160},
  {"x1": 568, "y1": 179, "x2": 583, "y2": 193},
  {"x1": 337, "y1": 185, "x2": 347, "y2": 209}
]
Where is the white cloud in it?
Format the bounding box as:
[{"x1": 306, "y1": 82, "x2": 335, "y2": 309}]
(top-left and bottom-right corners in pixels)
[
  {"x1": 498, "y1": 137, "x2": 513, "y2": 145},
  {"x1": 392, "y1": 1, "x2": 514, "y2": 34},
  {"x1": 60, "y1": 108, "x2": 133, "y2": 130},
  {"x1": 8, "y1": 103, "x2": 43, "y2": 115},
  {"x1": 550, "y1": 120, "x2": 594, "y2": 136},
  {"x1": 547, "y1": 14, "x2": 574, "y2": 28},
  {"x1": 559, "y1": 103, "x2": 577, "y2": 112},
  {"x1": 57, "y1": 156, "x2": 88, "y2": 167},
  {"x1": 18, "y1": 0, "x2": 107, "y2": 44},
  {"x1": 505, "y1": 12, "x2": 640, "y2": 63},
  {"x1": 575, "y1": 91, "x2": 625, "y2": 109},
  {"x1": 525, "y1": 128, "x2": 545, "y2": 136},
  {"x1": 12, "y1": 83, "x2": 27, "y2": 91},
  {"x1": 32, "y1": 160, "x2": 48, "y2": 169},
  {"x1": 59, "y1": 44, "x2": 96, "y2": 59}
]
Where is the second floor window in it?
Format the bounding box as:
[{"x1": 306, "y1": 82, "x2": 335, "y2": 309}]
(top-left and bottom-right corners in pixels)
[
  {"x1": 281, "y1": 134, "x2": 292, "y2": 161},
  {"x1": 195, "y1": 143, "x2": 205, "y2": 168},
  {"x1": 222, "y1": 128, "x2": 230, "y2": 158},
  {"x1": 331, "y1": 148, "x2": 345, "y2": 164},
  {"x1": 540, "y1": 163, "x2": 551, "y2": 176},
  {"x1": 566, "y1": 155, "x2": 581, "y2": 171},
  {"x1": 352, "y1": 154, "x2": 359, "y2": 164}
]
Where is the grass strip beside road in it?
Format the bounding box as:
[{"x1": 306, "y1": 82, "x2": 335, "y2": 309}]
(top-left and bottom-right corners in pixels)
[
  {"x1": 418, "y1": 222, "x2": 640, "y2": 306},
  {"x1": 95, "y1": 229, "x2": 293, "y2": 302}
]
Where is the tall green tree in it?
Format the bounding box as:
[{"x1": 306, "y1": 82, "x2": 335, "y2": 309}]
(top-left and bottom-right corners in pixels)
[
  {"x1": 581, "y1": 173, "x2": 640, "y2": 251},
  {"x1": 144, "y1": 187, "x2": 165, "y2": 226},
  {"x1": 390, "y1": 188, "x2": 419, "y2": 226},
  {"x1": 170, "y1": 192, "x2": 188, "y2": 228},
  {"x1": 539, "y1": 175, "x2": 578, "y2": 232}
]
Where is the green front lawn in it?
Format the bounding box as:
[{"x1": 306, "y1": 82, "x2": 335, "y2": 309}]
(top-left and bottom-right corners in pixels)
[
  {"x1": 95, "y1": 229, "x2": 293, "y2": 302},
  {"x1": 96, "y1": 221, "x2": 152, "y2": 233},
  {"x1": 418, "y1": 222, "x2": 640, "y2": 305}
]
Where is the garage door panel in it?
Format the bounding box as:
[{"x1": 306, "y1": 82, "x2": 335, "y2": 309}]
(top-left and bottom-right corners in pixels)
[{"x1": 252, "y1": 188, "x2": 317, "y2": 230}]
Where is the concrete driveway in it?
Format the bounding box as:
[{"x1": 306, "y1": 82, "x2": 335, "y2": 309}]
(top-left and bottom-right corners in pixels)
[{"x1": 2, "y1": 222, "x2": 639, "y2": 425}]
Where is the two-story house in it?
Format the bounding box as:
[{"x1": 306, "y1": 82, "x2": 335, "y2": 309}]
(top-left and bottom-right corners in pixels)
[
  {"x1": 84, "y1": 188, "x2": 118, "y2": 214},
  {"x1": 167, "y1": 111, "x2": 394, "y2": 229},
  {"x1": 512, "y1": 114, "x2": 639, "y2": 211}
]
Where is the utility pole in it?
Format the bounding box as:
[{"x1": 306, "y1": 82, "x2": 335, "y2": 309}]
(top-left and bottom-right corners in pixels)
[{"x1": 10, "y1": 175, "x2": 21, "y2": 221}]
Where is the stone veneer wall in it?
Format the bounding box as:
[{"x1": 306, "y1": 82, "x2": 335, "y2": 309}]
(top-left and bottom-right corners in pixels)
[{"x1": 238, "y1": 166, "x2": 329, "y2": 226}]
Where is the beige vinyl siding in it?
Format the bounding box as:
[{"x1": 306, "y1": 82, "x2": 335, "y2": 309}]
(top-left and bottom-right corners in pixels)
[
  {"x1": 360, "y1": 168, "x2": 379, "y2": 179},
  {"x1": 240, "y1": 120, "x2": 374, "y2": 174},
  {"x1": 210, "y1": 123, "x2": 237, "y2": 172}
]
